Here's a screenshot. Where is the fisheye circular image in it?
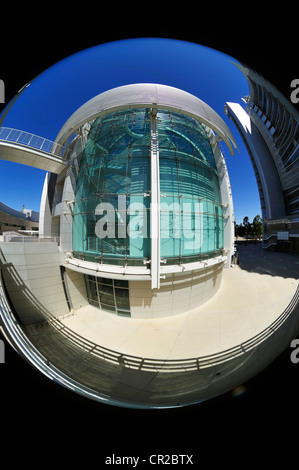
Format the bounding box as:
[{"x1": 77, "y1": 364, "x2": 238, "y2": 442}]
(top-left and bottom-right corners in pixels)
[{"x1": 0, "y1": 38, "x2": 298, "y2": 408}]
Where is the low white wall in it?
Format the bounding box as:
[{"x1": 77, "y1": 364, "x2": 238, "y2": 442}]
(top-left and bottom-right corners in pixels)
[
  {"x1": 130, "y1": 262, "x2": 224, "y2": 318},
  {"x1": 0, "y1": 241, "x2": 69, "y2": 324}
]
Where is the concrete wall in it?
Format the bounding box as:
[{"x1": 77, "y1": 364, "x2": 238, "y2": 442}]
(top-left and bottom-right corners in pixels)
[
  {"x1": 130, "y1": 262, "x2": 223, "y2": 318},
  {"x1": 0, "y1": 241, "x2": 69, "y2": 324},
  {"x1": 64, "y1": 268, "x2": 88, "y2": 310},
  {"x1": 61, "y1": 261, "x2": 223, "y2": 319},
  {"x1": 212, "y1": 144, "x2": 234, "y2": 268},
  {"x1": 39, "y1": 173, "x2": 58, "y2": 238},
  {"x1": 58, "y1": 175, "x2": 74, "y2": 252}
]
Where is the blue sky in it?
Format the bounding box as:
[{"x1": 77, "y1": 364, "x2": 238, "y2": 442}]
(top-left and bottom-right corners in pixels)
[{"x1": 0, "y1": 38, "x2": 260, "y2": 224}]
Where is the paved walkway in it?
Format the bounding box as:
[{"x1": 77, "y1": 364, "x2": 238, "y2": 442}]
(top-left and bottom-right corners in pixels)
[{"x1": 61, "y1": 243, "x2": 299, "y2": 360}]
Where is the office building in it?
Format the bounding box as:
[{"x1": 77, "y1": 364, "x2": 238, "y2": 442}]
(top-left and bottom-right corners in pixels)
[{"x1": 225, "y1": 64, "x2": 299, "y2": 253}]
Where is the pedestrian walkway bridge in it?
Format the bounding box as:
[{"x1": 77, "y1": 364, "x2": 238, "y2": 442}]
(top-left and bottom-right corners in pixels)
[{"x1": 0, "y1": 127, "x2": 68, "y2": 174}]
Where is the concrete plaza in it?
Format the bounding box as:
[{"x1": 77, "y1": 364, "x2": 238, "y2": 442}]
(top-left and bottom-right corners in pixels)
[{"x1": 60, "y1": 242, "x2": 299, "y2": 361}]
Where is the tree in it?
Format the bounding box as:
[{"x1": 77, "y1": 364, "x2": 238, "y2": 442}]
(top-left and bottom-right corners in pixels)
[
  {"x1": 235, "y1": 215, "x2": 263, "y2": 239},
  {"x1": 252, "y1": 214, "x2": 263, "y2": 239},
  {"x1": 235, "y1": 222, "x2": 245, "y2": 238},
  {"x1": 243, "y1": 216, "x2": 250, "y2": 239}
]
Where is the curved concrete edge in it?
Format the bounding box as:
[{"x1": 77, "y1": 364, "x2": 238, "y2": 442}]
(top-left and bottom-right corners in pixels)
[
  {"x1": 0, "y1": 270, "x2": 185, "y2": 409},
  {"x1": 0, "y1": 293, "x2": 162, "y2": 409}
]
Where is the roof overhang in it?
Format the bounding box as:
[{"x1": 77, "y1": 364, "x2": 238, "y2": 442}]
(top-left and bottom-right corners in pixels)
[{"x1": 55, "y1": 83, "x2": 237, "y2": 155}]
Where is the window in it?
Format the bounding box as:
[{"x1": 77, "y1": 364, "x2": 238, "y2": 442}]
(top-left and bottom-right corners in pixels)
[
  {"x1": 73, "y1": 109, "x2": 151, "y2": 266},
  {"x1": 158, "y1": 110, "x2": 223, "y2": 264},
  {"x1": 73, "y1": 107, "x2": 224, "y2": 267},
  {"x1": 84, "y1": 275, "x2": 130, "y2": 316}
]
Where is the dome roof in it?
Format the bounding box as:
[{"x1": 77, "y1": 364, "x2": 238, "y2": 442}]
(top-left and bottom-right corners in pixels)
[{"x1": 55, "y1": 83, "x2": 237, "y2": 154}]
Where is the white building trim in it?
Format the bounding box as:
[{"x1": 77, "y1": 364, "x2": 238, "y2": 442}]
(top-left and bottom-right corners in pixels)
[{"x1": 150, "y1": 110, "x2": 161, "y2": 289}]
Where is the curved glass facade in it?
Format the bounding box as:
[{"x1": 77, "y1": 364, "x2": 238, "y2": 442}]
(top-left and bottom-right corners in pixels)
[
  {"x1": 73, "y1": 109, "x2": 151, "y2": 265},
  {"x1": 158, "y1": 110, "x2": 223, "y2": 264},
  {"x1": 72, "y1": 108, "x2": 223, "y2": 266}
]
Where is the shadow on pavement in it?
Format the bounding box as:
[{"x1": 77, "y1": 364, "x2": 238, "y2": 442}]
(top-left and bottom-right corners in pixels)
[{"x1": 235, "y1": 240, "x2": 299, "y2": 280}]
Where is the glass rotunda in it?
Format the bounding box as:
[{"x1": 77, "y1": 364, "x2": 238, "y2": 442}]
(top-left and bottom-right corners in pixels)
[
  {"x1": 72, "y1": 108, "x2": 224, "y2": 267},
  {"x1": 42, "y1": 83, "x2": 236, "y2": 318},
  {"x1": 1, "y1": 47, "x2": 298, "y2": 412}
]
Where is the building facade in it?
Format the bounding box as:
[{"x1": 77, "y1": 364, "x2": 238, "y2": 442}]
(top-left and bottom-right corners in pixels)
[
  {"x1": 38, "y1": 84, "x2": 236, "y2": 320},
  {"x1": 0, "y1": 83, "x2": 244, "y2": 407},
  {"x1": 0, "y1": 201, "x2": 39, "y2": 236},
  {"x1": 225, "y1": 64, "x2": 299, "y2": 253},
  {"x1": 1, "y1": 81, "x2": 297, "y2": 409}
]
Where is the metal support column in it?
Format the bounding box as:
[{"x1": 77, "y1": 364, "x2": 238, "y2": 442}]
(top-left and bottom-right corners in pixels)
[{"x1": 150, "y1": 108, "x2": 160, "y2": 289}]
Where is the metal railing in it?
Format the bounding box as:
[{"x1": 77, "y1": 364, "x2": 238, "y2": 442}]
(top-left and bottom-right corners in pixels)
[
  {"x1": 0, "y1": 274, "x2": 121, "y2": 407},
  {"x1": 0, "y1": 252, "x2": 298, "y2": 373},
  {"x1": 4, "y1": 235, "x2": 60, "y2": 244},
  {"x1": 47, "y1": 284, "x2": 299, "y2": 371},
  {"x1": 0, "y1": 127, "x2": 69, "y2": 160},
  {"x1": 262, "y1": 233, "x2": 277, "y2": 249}
]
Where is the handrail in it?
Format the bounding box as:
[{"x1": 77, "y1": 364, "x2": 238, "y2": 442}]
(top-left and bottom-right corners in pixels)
[
  {"x1": 263, "y1": 232, "x2": 278, "y2": 249},
  {"x1": 0, "y1": 272, "x2": 130, "y2": 407},
  {"x1": 48, "y1": 284, "x2": 299, "y2": 371},
  {"x1": 263, "y1": 233, "x2": 278, "y2": 241},
  {"x1": 0, "y1": 127, "x2": 70, "y2": 160},
  {"x1": 262, "y1": 242, "x2": 278, "y2": 250},
  {"x1": 3, "y1": 235, "x2": 60, "y2": 244},
  {"x1": 0, "y1": 257, "x2": 298, "y2": 372}
]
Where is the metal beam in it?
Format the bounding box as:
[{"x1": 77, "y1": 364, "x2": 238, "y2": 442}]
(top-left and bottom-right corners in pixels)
[{"x1": 150, "y1": 109, "x2": 160, "y2": 290}]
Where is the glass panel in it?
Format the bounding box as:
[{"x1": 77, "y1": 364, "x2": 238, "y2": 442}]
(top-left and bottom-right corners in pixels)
[
  {"x1": 160, "y1": 208, "x2": 181, "y2": 258},
  {"x1": 158, "y1": 110, "x2": 223, "y2": 263},
  {"x1": 101, "y1": 303, "x2": 115, "y2": 313},
  {"x1": 114, "y1": 279, "x2": 129, "y2": 288},
  {"x1": 84, "y1": 275, "x2": 131, "y2": 316},
  {"x1": 117, "y1": 309, "x2": 131, "y2": 317},
  {"x1": 97, "y1": 277, "x2": 113, "y2": 285},
  {"x1": 115, "y1": 288, "x2": 130, "y2": 310},
  {"x1": 98, "y1": 284, "x2": 114, "y2": 306},
  {"x1": 88, "y1": 281, "x2": 98, "y2": 301},
  {"x1": 75, "y1": 107, "x2": 223, "y2": 268},
  {"x1": 73, "y1": 108, "x2": 151, "y2": 265}
]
